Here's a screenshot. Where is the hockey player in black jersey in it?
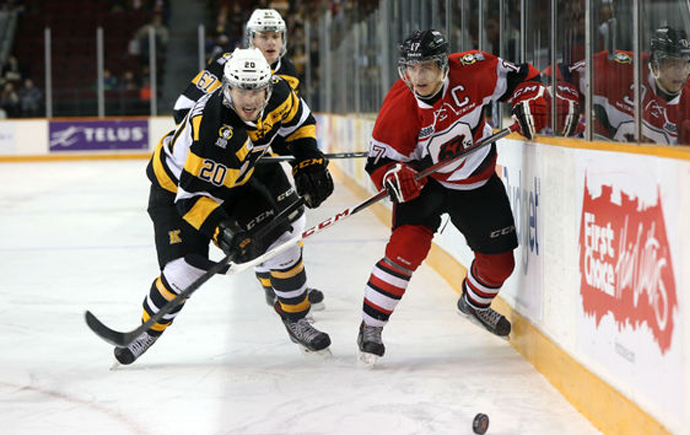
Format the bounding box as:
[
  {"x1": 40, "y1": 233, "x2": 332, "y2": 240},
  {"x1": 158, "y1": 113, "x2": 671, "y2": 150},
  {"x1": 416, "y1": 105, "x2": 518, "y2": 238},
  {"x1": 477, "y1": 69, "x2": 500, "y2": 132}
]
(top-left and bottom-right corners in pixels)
[
  {"x1": 114, "y1": 48, "x2": 334, "y2": 365},
  {"x1": 172, "y1": 8, "x2": 302, "y2": 124},
  {"x1": 171, "y1": 8, "x2": 325, "y2": 310}
]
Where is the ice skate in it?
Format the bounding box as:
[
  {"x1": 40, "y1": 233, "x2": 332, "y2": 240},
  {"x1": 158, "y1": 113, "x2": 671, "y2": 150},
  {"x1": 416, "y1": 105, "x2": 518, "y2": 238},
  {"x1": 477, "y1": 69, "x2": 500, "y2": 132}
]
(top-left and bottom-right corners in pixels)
[
  {"x1": 457, "y1": 293, "x2": 511, "y2": 339},
  {"x1": 275, "y1": 302, "x2": 331, "y2": 356},
  {"x1": 357, "y1": 321, "x2": 385, "y2": 367},
  {"x1": 113, "y1": 331, "x2": 160, "y2": 365}
]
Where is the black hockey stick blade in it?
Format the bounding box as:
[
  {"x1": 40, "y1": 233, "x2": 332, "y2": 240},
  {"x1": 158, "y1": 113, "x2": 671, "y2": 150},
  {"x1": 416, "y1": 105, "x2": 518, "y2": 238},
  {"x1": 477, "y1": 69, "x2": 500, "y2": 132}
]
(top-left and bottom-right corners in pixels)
[
  {"x1": 84, "y1": 197, "x2": 306, "y2": 348},
  {"x1": 84, "y1": 310, "x2": 141, "y2": 347}
]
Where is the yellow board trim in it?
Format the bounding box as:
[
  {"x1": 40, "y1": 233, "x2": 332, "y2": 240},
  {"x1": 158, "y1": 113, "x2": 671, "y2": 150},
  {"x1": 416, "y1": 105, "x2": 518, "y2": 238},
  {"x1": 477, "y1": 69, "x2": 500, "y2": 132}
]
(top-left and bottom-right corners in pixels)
[
  {"x1": 531, "y1": 134, "x2": 690, "y2": 161},
  {"x1": 331, "y1": 163, "x2": 670, "y2": 435}
]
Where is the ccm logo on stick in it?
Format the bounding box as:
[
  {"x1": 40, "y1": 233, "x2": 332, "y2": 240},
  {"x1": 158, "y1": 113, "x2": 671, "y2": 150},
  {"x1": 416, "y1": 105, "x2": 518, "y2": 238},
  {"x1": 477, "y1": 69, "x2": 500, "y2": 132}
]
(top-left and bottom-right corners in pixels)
[{"x1": 302, "y1": 210, "x2": 351, "y2": 237}]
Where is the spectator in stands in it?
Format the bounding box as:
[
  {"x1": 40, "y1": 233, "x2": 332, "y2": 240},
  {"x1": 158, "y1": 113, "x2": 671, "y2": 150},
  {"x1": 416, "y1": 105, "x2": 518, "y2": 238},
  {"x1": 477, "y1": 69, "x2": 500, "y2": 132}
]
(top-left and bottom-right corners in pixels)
[
  {"x1": 0, "y1": 82, "x2": 19, "y2": 118},
  {"x1": 121, "y1": 70, "x2": 139, "y2": 91},
  {"x1": 103, "y1": 69, "x2": 119, "y2": 90},
  {"x1": 17, "y1": 78, "x2": 41, "y2": 117},
  {"x1": 132, "y1": 13, "x2": 170, "y2": 65},
  {"x1": 2, "y1": 55, "x2": 23, "y2": 83}
]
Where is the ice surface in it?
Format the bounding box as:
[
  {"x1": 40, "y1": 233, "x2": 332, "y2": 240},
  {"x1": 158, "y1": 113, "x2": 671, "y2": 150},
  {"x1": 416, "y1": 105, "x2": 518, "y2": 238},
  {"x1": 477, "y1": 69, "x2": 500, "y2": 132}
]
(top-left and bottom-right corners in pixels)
[{"x1": 0, "y1": 160, "x2": 601, "y2": 435}]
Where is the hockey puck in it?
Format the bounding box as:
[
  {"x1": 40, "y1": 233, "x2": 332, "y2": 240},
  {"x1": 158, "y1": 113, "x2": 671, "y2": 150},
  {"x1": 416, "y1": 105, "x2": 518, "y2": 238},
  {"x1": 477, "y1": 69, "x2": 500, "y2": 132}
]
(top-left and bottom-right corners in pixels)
[{"x1": 472, "y1": 413, "x2": 489, "y2": 434}]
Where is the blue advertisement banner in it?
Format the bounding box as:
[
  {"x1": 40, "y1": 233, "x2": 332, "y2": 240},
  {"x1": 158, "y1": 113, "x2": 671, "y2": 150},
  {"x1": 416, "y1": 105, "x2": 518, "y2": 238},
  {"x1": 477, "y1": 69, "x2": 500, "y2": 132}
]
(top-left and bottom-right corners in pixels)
[{"x1": 49, "y1": 119, "x2": 148, "y2": 152}]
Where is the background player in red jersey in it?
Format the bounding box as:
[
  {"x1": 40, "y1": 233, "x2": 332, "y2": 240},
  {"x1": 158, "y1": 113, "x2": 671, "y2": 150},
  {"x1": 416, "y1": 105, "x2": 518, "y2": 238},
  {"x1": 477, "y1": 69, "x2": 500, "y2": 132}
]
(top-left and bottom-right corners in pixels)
[
  {"x1": 549, "y1": 26, "x2": 690, "y2": 144},
  {"x1": 356, "y1": 29, "x2": 550, "y2": 365}
]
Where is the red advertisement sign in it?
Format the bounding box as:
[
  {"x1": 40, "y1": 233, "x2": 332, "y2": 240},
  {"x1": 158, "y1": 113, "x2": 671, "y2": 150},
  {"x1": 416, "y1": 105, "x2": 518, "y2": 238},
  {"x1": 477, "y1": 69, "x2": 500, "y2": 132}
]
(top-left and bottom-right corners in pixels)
[{"x1": 579, "y1": 177, "x2": 677, "y2": 354}]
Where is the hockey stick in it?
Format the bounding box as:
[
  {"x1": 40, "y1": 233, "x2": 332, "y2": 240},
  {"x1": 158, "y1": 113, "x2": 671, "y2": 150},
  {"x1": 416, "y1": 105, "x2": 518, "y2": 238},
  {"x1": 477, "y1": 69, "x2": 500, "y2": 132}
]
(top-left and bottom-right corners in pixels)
[
  {"x1": 84, "y1": 197, "x2": 306, "y2": 347},
  {"x1": 258, "y1": 151, "x2": 368, "y2": 163},
  {"x1": 85, "y1": 124, "x2": 516, "y2": 347},
  {"x1": 231, "y1": 122, "x2": 520, "y2": 273}
]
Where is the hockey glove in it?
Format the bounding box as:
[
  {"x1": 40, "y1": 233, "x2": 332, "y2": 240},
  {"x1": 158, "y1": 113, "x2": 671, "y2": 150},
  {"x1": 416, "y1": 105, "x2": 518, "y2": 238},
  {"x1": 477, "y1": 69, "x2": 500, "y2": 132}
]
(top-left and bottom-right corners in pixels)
[
  {"x1": 214, "y1": 219, "x2": 261, "y2": 264},
  {"x1": 292, "y1": 156, "x2": 334, "y2": 208},
  {"x1": 382, "y1": 163, "x2": 426, "y2": 203},
  {"x1": 510, "y1": 81, "x2": 549, "y2": 140},
  {"x1": 551, "y1": 81, "x2": 581, "y2": 137}
]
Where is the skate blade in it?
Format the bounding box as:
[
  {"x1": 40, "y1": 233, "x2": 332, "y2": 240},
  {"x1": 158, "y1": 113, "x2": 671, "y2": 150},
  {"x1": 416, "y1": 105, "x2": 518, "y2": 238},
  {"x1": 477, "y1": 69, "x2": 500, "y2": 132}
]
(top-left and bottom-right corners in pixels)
[
  {"x1": 456, "y1": 311, "x2": 510, "y2": 341},
  {"x1": 357, "y1": 351, "x2": 379, "y2": 368},
  {"x1": 298, "y1": 346, "x2": 332, "y2": 359},
  {"x1": 110, "y1": 359, "x2": 123, "y2": 370}
]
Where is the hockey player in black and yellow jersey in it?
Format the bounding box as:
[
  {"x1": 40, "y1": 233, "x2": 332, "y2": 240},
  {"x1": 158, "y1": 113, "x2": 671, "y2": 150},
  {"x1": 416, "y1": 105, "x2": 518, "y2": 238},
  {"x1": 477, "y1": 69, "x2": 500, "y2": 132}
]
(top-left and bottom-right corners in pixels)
[
  {"x1": 171, "y1": 8, "x2": 326, "y2": 310},
  {"x1": 172, "y1": 8, "x2": 302, "y2": 125},
  {"x1": 114, "y1": 48, "x2": 334, "y2": 365}
]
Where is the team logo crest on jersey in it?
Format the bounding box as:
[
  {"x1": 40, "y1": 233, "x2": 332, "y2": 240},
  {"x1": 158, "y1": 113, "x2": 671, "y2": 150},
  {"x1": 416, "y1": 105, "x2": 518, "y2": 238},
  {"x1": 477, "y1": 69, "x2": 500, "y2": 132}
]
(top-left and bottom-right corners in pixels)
[
  {"x1": 215, "y1": 125, "x2": 233, "y2": 148},
  {"x1": 168, "y1": 230, "x2": 182, "y2": 244},
  {"x1": 612, "y1": 52, "x2": 632, "y2": 64},
  {"x1": 460, "y1": 52, "x2": 485, "y2": 65}
]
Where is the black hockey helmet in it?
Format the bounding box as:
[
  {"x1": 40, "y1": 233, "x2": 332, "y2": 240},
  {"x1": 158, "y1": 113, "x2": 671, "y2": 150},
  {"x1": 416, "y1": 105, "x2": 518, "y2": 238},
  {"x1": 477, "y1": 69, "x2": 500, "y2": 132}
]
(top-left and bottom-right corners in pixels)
[
  {"x1": 399, "y1": 29, "x2": 449, "y2": 66},
  {"x1": 650, "y1": 26, "x2": 690, "y2": 68},
  {"x1": 398, "y1": 29, "x2": 450, "y2": 89}
]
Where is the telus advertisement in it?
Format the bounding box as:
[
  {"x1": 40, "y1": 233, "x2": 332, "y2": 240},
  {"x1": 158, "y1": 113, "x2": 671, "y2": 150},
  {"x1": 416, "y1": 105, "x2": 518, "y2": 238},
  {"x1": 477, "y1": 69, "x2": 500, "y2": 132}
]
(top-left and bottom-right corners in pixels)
[{"x1": 49, "y1": 119, "x2": 148, "y2": 152}]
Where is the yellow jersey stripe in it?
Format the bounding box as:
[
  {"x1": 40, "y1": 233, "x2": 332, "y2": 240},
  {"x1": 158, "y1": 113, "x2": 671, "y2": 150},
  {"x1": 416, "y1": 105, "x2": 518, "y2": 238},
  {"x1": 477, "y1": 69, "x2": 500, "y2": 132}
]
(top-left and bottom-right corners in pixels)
[
  {"x1": 235, "y1": 138, "x2": 251, "y2": 162},
  {"x1": 278, "y1": 74, "x2": 300, "y2": 92},
  {"x1": 152, "y1": 137, "x2": 177, "y2": 193},
  {"x1": 183, "y1": 196, "x2": 221, "y2": 230},
  {"x1": 286, "y1": 124, "x2": 316, "y2": 142},
  {"x1": 183, "y1": 151, "x2": 244, "y2": 188},
  {"x1": 192, "y1": 115, "x2": 203, "y2": 141}
]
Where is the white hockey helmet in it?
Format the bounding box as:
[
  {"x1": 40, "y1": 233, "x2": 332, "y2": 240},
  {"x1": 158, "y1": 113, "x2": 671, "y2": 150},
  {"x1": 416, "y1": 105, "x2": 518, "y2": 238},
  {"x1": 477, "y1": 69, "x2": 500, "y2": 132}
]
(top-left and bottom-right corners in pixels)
[
  {"x1": 222, "y1": 48, "x2": 273, "y2": 109},
  {"x1": 246, "y1": 8, "x2": 287, "y2": 58}
]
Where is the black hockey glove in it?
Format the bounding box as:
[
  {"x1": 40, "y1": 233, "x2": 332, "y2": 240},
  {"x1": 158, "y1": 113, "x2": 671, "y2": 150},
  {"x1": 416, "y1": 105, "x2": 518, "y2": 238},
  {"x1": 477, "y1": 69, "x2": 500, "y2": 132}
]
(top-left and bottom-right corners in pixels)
[
  {"x1": 214, "y1": 219, "x2": 261, "y2": 264},
  {"x1": 292, "y1": 156, "x2": 334, "y2": 208}
]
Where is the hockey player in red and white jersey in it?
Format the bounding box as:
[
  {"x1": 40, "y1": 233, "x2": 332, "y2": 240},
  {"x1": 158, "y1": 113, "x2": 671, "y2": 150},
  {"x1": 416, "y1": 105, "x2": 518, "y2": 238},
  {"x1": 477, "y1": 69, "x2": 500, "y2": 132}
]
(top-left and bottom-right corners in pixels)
[
  {"x1": 356, "y1": 29, "x2": 551, "y2": 365},
  {"x1": 567, "y1": 26, "x2": 690, "y2": 144}
]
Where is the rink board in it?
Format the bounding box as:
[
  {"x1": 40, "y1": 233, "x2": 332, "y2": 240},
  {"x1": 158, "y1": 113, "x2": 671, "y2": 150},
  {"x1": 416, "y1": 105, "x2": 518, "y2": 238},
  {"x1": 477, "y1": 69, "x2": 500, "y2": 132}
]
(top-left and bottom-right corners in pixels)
[
  {"x1": 1, "y1": 114, "x2": 689, "y2": 434},
  {"x1": 314, "y1": 114, "x2": 690, "y2": 435}
]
